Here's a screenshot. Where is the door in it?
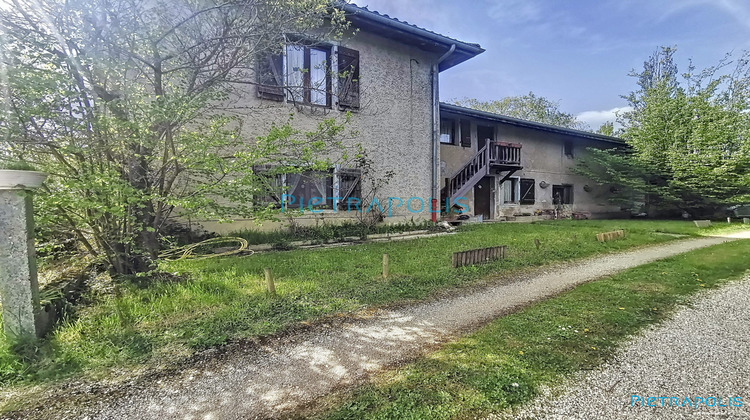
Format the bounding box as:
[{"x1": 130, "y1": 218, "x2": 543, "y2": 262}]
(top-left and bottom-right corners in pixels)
[
  {"x1": 477, "y1": 125, "x2": 494, "y2": 151},
  {"x1": 473, "y1": 176, "x2": 494, "y2": 219}
]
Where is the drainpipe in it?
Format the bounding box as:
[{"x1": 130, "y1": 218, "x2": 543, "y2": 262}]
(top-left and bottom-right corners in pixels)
[{"x1": 431, "y1": 44, "x2": 455, "y2": 222}]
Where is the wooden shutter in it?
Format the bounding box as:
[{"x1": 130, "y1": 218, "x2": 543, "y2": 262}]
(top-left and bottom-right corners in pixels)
[
  {"x1": 337, "y1": 46, "x2": 360, "y2": 109},
  {"x1": 520, "y1": 178, "x2": 535, "y2": 205},
  {"x1": 460, "y1": 120, "x2": 471, "y2": 148},
  {"x1": 257, "y1": 54, "x2": 284, "y2": 101},
  {"x1": 338, "y1": 168, "x2": 361, "y2": 208}
]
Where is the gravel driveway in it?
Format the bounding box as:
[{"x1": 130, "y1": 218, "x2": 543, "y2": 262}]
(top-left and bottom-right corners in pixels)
[
  {"x1": 498, "y1": 275, "x2": 750, "y2": 420},
  {"x1": 13, "y1": 232, "x2": 750, "y2": 419}
]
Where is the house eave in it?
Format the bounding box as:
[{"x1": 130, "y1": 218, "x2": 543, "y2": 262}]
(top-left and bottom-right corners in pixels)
[
  {"x1": 340, "y1": 3, "x2": 484, "y2": 71},
  {"x1": 440, "y1": 103, "x2": 626, "y2": 145}
]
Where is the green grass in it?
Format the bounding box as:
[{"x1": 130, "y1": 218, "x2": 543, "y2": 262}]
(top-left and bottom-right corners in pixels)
[
  {"x1": 231, "y1": 219, "x2": 437, "y2": 246},
  {"x1": 0, "y1": 220, "x2": 744, "y2": 393},
  {"x1": 319, "y1": 239, "x2": 750, "y2": 420}
]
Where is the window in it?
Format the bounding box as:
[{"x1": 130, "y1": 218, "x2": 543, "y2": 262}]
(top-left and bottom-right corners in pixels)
[
  {"x1": 286, "y1": 45, "x2": 330, "y2": 106},
  {"x1": 564, "y1": 141, "x2": 574, "y2": 158},
  {"x1": 520, "y1": 178, "x2": 535, "y2": 205},
  {"x1": 459, "y1": 120, "x2": 471, "y2": 147},
  {"x1": 288, "y1": 170, "x2": 334, "y2": 207},
  {"x1": 553, "y1": 184, "x2": 573, "y2": 205},
  {"x1": 440, "y1": 118, "x2": 456, "y2": 144},
  {"x1": 502, "y1": 178, "x2": 519, "y2": 204},
  {"x1": 257, "y1": 45, "x2": 360, "y2": 109},
  {"x1": 252, "y1": 166, "x2": 361, "y2": 210}
]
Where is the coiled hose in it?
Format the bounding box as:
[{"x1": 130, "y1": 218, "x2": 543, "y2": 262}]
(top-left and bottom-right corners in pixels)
[{"x1": 159, "y1": 237, "x2": 252, "y2": 261}]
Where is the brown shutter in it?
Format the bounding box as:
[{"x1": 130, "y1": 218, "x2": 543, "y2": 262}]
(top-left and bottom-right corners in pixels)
[
  {"x1": 520, "y1": 178, "x2": 535, "y2": 205},
  {"x1": 459, "y1": 120, "x2": 471, "y2": 148},
  {"x1": 257, "y1": 54, "x2": 284, "y2": 101},
  {"x1": 337, "y1": 46, "x2": 360, "y2": 109}
]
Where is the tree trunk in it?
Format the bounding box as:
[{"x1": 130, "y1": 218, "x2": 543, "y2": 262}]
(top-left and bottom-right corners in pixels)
[{"x1": 128, "y1": 149, "x2": 160, "y2": 273}]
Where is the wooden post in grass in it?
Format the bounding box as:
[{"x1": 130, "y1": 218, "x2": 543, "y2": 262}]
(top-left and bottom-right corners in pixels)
[
  {"x1": 382, "y1": 254, "x2": 389, "y2": 279},
  {"x1": 264, "y1": 268, "x2": 276, "y2": 295}
]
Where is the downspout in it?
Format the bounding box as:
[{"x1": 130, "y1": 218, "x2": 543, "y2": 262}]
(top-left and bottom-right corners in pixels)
[{"x1": 431, "y1": 44, "x2": 455, "y2": 222}]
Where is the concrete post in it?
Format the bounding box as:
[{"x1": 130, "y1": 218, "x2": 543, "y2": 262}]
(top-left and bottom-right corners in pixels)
[{"x1": 0, "y1": 182, "x2": 44, "y2": 338}]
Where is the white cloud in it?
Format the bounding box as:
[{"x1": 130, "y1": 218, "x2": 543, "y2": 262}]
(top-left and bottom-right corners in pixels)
[{"x1": 576, "y1": 106, "x2": 633, "y2": 130}]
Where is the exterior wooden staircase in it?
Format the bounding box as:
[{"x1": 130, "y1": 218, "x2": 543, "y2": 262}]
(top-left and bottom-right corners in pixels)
[{"x1": 443, "y1": 141, "x2": 522, "y2": 210}]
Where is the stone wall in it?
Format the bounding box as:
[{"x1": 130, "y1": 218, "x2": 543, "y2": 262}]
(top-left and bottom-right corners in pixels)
[{"x1": 191, "y1": 30, "x2": 441, "y2": 233}]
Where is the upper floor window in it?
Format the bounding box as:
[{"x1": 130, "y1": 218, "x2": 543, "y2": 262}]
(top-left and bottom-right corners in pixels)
[
  {"x1": 286, "y1": 46, "x2": 330, "y2": 106},
  {"x1": 459, "y1": 119, "x2": 471, "y2": 148},
  {"x1": 257, "y1": 44, "x2": 360, "y2": 110},
  {"x1": 564, "y1": 141, "x2": 574, "y2": 158},
  {"x1": 440, "y1": 118, "x2": 456, "y2": 144}
]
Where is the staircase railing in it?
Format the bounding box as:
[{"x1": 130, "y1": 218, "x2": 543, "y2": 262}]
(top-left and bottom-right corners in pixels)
[
  {"x1": 444, "y1": 142, "x2": 523, "y2": 210},
  {"x1": 445, "y1": 143, "x2": 491, "y2": 203}
]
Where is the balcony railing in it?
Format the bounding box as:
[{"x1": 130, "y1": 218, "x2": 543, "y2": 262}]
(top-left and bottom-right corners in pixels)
[{"x1": 489, "y1": 141, "x2": 522, "y2": 166}]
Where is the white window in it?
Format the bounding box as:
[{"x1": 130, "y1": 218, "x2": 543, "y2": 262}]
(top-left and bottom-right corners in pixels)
[
  {"x1": 285, "y1": 45, "x2": 330, "y2": 106},
  {"x1": 502, "y1": 177, "x2": 519, "y2": 204}
]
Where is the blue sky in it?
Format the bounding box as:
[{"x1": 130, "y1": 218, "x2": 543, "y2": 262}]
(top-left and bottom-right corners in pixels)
[{"x1": 355, "y1": 0, "x2": 750, "y2": 130}]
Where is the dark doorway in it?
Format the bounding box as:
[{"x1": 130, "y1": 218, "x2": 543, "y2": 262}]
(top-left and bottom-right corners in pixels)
[
  {"x1": 474, "y1": 176, "x2": 494, "y2": 219},
  {"x1": 477, "y1": 125, "x2": 494, "y2": 151},
  {"x1": 553, "y1": 184, "x2": 574, "y2": 205}
]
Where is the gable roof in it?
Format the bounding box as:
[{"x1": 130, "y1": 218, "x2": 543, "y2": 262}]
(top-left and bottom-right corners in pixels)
[
  {"x1": 440, "y1": 103, "x2": 625, "y2": 145},
  {"x1": 340, "y1": 3, "x2": 484, "y2": 71}
]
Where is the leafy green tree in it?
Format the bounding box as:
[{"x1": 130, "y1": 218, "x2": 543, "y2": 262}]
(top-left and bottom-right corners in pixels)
[
  {"x1": 597, "y1": 121, "x2": 615, "y2": 136},
  {"x1": 0, "y1": 0, "x2": 354, "y2": 273},
  {"x1": 454, "y1": 92, "x2": 588, "y2": 130},
  {"x1": 577, "y1": 47, "x2": 750, "y2": 216}
]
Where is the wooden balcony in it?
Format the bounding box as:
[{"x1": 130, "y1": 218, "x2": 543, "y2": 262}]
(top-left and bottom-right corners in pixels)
[
  {"x1": 489, "y1": 141, "x2": 522, "y2": 167},
  {"x1": 443, "y1": 141, "x2": 523, "y2": 207}
]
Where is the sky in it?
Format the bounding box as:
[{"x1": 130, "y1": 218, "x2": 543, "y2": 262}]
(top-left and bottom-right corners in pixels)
[{"x1": 355, "y1": 0, "x2": 750, "y2": 130}]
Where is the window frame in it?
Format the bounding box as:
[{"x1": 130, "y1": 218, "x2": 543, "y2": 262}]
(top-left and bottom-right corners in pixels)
[
  {"x1": 501, "y1": 177, "x2": 520, "y2": 204},
  {"x1": 552, "y1": 184, "x2": 574, "y2": 205},
  {"x1": 252, "y1": 166, "x2": 362, "y2": 210},
  {"x1": 459, "y1": 119, "x2": 472, "y2": 148},
  {"x1": 440, "y1": 118, "x2": 457, "y2": 145},
  {"x1": 285, "y1": 45, "x2": 332, "y2": 107},
  {"x1": 563, "y1": 141, "x2": 574, "y2": 158},
  {"x1": 258, "y1": 42, "x2": 360, "y2": 110}
]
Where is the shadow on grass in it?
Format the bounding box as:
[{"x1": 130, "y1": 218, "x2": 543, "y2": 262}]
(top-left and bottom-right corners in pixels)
[{"x1": 321, "y1": 240, "x2": 750, "y2": 419}]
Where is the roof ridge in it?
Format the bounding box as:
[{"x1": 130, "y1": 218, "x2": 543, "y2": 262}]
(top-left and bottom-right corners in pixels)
[{"x1": 440, "y1": 102, "x2": 624, "y2": 144}]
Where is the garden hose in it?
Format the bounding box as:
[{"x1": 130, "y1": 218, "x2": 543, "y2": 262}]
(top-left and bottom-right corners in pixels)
[{"x1": 159, "y1": 237, "x2": 252, "y2": 261}]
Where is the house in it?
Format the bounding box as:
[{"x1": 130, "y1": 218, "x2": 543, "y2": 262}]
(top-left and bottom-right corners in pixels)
[
  {"x1": 198, "y1": 4, "x2": 623, "y2": 233},
  {"x1": 439, "y1": 103, "x2": 627, "y2": 220}
]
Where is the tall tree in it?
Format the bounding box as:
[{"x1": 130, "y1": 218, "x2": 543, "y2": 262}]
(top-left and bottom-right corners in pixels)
[
  {"x1": 454, "y1": 92, "x2": 588, "y2": 130},
  {"x1": 577, "y1": 47, "x2": 750, "y2": 216},
  {"x1": 0, "y1": 0, "x2": 354, "y2": 273}
]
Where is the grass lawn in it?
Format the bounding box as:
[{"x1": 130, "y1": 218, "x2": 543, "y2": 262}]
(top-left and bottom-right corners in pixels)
[
  {"x1": 0, "y1": 220, "x2": 745, "y2": 394},
  {"x1": 318, "y1": 239, "x2": 750, "y2": 420}
]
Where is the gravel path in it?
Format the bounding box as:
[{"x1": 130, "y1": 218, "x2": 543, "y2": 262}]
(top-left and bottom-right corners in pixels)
[
  {"x1": 498, "y1": 275, "x2": 750, "y2": 420},
  {"x1": 30, "y1": 232, "x2": 750, "y2": 419}
]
